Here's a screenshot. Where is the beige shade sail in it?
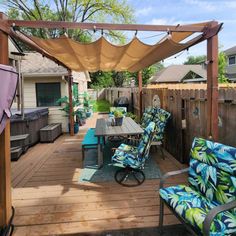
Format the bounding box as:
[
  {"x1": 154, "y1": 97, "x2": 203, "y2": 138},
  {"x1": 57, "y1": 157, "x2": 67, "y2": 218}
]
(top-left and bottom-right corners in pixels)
[{"x1": 27, "y1": 22, "x2": 209, "y2": 72}]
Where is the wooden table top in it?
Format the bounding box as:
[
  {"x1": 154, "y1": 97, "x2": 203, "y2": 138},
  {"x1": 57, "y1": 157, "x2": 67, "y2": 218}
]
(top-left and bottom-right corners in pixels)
[{"x1": 95, "y1": 117, "x2": 144, "y2": 137}]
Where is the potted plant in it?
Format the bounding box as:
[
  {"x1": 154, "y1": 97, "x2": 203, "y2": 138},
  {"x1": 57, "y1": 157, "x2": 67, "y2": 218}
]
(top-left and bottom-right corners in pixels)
[
  {"x1": 75, "y1": 108, "x2": 87, "y2": 126},
  {"x1": 114, "y1": 109, "x2": 124, "y2": 126},
  {"x1": 56, "y1": 96, "x2": 80, "y2": 134},
  {"x1": 82, "y1": 92, "x2": 94, "y2": 118}
]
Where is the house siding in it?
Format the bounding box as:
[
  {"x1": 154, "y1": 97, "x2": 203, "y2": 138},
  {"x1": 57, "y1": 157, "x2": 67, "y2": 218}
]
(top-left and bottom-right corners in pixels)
[{"x1": 12, "y1": 76, "x2": 70, "y2": 132}]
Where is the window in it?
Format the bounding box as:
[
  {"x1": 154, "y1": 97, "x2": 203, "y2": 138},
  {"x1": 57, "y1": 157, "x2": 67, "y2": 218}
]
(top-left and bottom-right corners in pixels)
[
  {"x1": 36, "y1": 83, "x2": 61, "y2": 107},
  {"x1": 228, "y1": 56, "x2": 236, "y2": 65}
]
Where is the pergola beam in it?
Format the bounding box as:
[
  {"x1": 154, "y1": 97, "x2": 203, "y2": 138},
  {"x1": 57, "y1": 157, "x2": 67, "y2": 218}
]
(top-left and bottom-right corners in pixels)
[
  {"x1": 6, "y1": 19, "x2": 210, "y2": 32},
  {"x1": 207, "y1": 22, "x2": 219, "y2": 140},
  {"x1": 138, "y1": 71, "x2": 143, "y2": 119},
  {"x1": 0, "y1": 12, "x2": 12, "y2": 229},
  {"x1": 67, "y1": 70, "x2": 74, "y2": 136},
  {"x1": 9, "y1": 30, "x2": 68, "y2": 69}
]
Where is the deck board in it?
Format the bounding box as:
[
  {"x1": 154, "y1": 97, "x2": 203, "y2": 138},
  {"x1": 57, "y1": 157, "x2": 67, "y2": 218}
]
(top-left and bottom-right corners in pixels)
[{"x1": 12, "y1": 113, "x2": 188, "y2": 235}]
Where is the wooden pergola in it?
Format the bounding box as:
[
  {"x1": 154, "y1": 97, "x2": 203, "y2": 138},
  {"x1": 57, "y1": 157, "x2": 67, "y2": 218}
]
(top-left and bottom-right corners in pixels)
[{"x1": 0, "y1": 12, "x2": 222, "y2": 229}]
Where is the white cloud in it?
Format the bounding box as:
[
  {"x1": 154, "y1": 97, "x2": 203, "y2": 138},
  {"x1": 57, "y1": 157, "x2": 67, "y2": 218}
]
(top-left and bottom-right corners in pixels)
[
  {"x1": 148, "y1": 18, "x2": 178, "y2": 25},
  {"x1": 135, "y1": 7, "x2": 153, "y2": 17},
  {"x1": 147, "y1": 18, "x2": 200, "y2": 26},
  {"x1": 184, "y1": 0, "x2": 217, "y2": 12},
  {"x1": 222, "y1": 1, "x2": 236, "y2": 9}
]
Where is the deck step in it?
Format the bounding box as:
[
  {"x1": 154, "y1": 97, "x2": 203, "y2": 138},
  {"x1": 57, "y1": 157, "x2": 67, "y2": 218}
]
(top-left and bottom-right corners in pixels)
[
  {"x1": 11, "y1": 146, "x2": 23, "y2": 161},
  {"x1": 11, "y1": 134, "x2": 30, "y2": 153}
]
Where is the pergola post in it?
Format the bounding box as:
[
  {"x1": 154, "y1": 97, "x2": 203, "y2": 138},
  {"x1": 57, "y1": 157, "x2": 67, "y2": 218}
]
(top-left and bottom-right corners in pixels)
[
  {"x1": 207, "y1": 22, "x2": 219, "y2": 140},
  {"x1": 68, "y1": 70, "x2": 74, "y2": 136},
  {"x1": 138, "y1": 71, "x2": 143, "y2": 119},
  {"x1": 0, "y1": 13, "x2": 12, "y2": 228}
]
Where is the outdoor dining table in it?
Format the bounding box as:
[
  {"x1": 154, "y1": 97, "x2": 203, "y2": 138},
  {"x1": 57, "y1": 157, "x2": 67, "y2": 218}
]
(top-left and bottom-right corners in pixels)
[{"x1": 95, "y1": 117, "x2": 144, "y2": 168}]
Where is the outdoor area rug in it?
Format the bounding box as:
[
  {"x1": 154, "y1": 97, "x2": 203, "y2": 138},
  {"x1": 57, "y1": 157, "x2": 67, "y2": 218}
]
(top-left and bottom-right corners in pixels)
[{"x1": 79, "y1": 141, "x2": 162, "y2": 183}]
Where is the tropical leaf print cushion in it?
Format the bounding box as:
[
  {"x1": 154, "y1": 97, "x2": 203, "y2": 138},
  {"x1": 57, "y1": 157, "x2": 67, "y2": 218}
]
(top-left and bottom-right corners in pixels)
[
  {"x1": 159, "y1": 137, "x2": 236, "y2": 235},
  {"x1": 112, "y1": 122, "x2": 156, "y2": 169},
  {"x1": 189, "y1": 138, "x2": 236, "y2": 206},
  {"x1": 160, "y1": 185, "x2": 236, "y2": 235}
]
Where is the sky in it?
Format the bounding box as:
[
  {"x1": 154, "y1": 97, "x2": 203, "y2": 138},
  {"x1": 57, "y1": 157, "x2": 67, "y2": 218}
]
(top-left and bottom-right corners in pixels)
[
  {"x1": 125, "y1": 0, "x2": 236, "y2": 65},
  {"x1": 1, "y1": 0, "x2": 235, "y2": 66}
]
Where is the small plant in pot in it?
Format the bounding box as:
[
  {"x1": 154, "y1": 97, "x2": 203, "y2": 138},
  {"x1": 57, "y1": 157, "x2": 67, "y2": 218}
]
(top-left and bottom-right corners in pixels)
[
  {"x1": 82, "y1": 92, "x2": 94, "y2": 118},
  {"x1": 75, "y1": 108, "x2": 86, "y2": 126},
  {"x1": 114, "y1": 110, "x2": 124, "y2": 126}
]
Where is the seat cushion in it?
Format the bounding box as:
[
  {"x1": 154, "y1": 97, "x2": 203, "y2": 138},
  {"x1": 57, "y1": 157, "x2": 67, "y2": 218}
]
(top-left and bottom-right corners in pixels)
[
  {"x1": 159, "y1": 185, "x2": 236, "y2": 235},
  {"x1": 141, "y1": 112, "x2": 153, "y2": 128},
  {"x1": 189, "y1": 158, "x2": 236, "y2": 209},
  {"x1": 111, "y1": 143, "x2": 142, "y2": 169},
  {"x1": 189, "y1": 138, "x2": 236, "y2": 207}
]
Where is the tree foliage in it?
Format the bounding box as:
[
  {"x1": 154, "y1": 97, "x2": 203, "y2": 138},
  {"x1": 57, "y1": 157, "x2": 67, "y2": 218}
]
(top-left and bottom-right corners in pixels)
[
  {"x1": 218, "y1": 51, "x2": 228, "y2": 83},
  {"x1": 183, "y1": 53, "x2": 229, "y2": 83},
  {"x1": 113, "y1": 71, "x2": 125, "y2": 87},
  {"x1": 125, "y1": 63, "x2": 164, "y2": 86},
  {"x1": 89, "y1": 71, "x2": 114, "y2": 89},
  {"x1": 3, "y1": 0, "x2": 134, "y2": 41},
  {"x1": 184, "y1": 55, "x2": 206, "y2": 65}
]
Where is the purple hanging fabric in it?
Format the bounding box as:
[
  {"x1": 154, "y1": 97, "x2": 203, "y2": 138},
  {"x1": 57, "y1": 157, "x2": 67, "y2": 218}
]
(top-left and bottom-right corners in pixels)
[{"x1": 0, "y1": 64, "x2": 18, "y2": 135}]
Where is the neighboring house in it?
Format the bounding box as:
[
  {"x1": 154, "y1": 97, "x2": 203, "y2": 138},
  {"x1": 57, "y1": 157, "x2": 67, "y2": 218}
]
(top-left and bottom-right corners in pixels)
[
  {"x1": 12, "y1": 52, "x2": 90, "y2": 132},
  {"x1": 8, "y1": 37, "x2": 24, "y2": 66},
  {"x1": 225, "y1": 45, "x2": 236, "y2": 82},
  {"x1": 149, "y1": 65, "x2": 207, "y2": 84}
]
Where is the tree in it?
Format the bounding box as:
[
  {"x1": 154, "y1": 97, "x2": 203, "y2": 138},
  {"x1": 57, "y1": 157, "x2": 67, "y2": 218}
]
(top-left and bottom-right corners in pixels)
[
  {"x1": 183, "y1": 53, "x2": 228, "y2": 83},
  {"x1": 3, "y1": 0, "x2": 134, "y2": 42},
  {"x1": 218, "y1": 51, "x2": 228, "y2": 83},
  {"x1": 125, "y1": 63, "x2": 164, "y2": 86},
  {"x1": 184, "y1": 55, "x2": 206, "y2": 65},
  {"x1": 89, "y1": 71, "x2": 114, "y2": 89},
  {"x1": 113, "y1": 72, "x2": 125, "y2": 87}
]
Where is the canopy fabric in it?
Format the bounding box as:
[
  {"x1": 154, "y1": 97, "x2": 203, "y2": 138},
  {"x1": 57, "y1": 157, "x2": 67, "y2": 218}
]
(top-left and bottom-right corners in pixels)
[{"x1": 28, "y1": 22, "x2": 209, "y2": 72}]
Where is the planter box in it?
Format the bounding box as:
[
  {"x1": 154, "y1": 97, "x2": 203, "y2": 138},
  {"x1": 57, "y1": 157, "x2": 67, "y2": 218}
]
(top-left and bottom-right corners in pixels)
[{"x1": 40, "y1": 123, "x2": 62, "y2": 143}]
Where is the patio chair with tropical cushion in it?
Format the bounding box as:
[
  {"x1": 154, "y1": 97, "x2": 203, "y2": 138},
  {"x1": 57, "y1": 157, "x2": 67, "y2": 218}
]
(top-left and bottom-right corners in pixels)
[
  {"x1": 140, "y1": 107, "x2": 171, "y2": 159},
  {"x1": 111, "y1": 121, "x2": 156, "y2": 187},
  {"x1": 140, "y1": 107, "x2": 153, "y2": 128},
  {"x1": 158, "y1": 137, "x2": 236, "y2": 236},
  {"x1": 151, "y1": 108, "x2": 171, "y2": 159}
]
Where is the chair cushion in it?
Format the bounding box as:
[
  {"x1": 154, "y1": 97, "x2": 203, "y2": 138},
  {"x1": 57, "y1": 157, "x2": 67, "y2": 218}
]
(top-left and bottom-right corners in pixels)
[
  {"x1": 111, "y1": 143, "x2": 142, "y2": 169},
  {"x1": 140, "y1": 112, "x2": 153, "y2": 128},
  {"x1": 189, "y1": 138, "x2": 236, "y2": 206},
  {"x1": 190, "y1": 137, "x2": 236, "y2": 176},
  {"x1": 137, "y1": 122, "x2": 156, "y2": 158},
  {"x1": 159, "y1": 185, "x2": 236, "y2": 235},
  {"x1": 189, "y1": 158, "x2": 236, "y2": 209},
  {"x1": 152, "y1": 108, "x2": 170, "y2": 142}
]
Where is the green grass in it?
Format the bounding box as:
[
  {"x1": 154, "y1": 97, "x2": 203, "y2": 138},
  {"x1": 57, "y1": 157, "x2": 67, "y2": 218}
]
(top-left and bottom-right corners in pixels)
[{"x1": 93, "y1": 100, "x2": 111, "y2": 113}]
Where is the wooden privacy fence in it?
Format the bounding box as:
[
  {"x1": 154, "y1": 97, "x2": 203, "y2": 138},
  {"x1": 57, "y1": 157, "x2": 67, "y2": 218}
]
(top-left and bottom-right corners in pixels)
[{"x1": 105, "y1": 84, "x2": 236, "y2": 164}]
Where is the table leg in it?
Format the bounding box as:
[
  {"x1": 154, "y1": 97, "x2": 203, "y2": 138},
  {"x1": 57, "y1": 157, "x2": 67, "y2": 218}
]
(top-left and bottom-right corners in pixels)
[{"x1": 97, "y1": 136, "x2": 103, "y2": 168}]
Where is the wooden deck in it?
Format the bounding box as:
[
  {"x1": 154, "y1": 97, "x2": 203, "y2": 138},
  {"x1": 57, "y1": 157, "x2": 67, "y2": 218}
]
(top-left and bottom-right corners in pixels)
[{"x1": 11, "y1": 113, "x2": 188, "y2": 235}]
